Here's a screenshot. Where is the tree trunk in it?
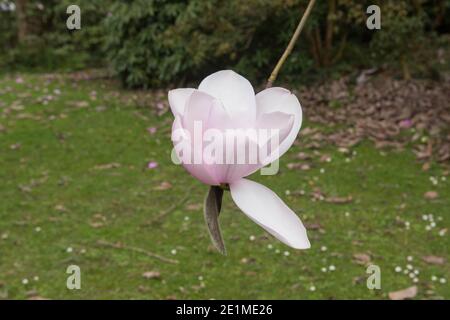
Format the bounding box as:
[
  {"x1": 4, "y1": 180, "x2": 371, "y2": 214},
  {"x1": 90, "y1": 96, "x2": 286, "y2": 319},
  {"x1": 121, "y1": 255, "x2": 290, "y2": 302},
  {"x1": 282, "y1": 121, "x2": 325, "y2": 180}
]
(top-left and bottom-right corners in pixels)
[
  {"x1": 401, "y1": 55, "x2": 411, "y2": 80},
  {"x1": 16, "y1": 0, "x2": 28, "y2": 44},
  {"x1": 324, "y1": 0, "x2": 336, "y2": 66}
]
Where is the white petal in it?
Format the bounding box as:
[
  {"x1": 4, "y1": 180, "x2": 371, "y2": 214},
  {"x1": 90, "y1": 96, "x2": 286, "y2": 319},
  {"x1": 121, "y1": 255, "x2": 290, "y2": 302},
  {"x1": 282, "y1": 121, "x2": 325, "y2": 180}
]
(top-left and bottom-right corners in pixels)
[
  {"x1": 256, "y1": 87, "x2": 302, "y2": 157},
  {"x1": 257, "y1": 111, "x2": 294, "y2": 165},
  {"x1": 229, "y1": 178, "x2": 310, "y2": 249},
  {"x1": 168, "y1": 88, "x2": 195, "y2": 116},
  {"x1": 198, "y1": 70, "x2": 256, "y2": 122},
  {"x1": 172, "y1": 114, "x2": 220, "y2": 186},
  {"x1": 182, "y1": 90, "x2": 232, "y2": 135}
]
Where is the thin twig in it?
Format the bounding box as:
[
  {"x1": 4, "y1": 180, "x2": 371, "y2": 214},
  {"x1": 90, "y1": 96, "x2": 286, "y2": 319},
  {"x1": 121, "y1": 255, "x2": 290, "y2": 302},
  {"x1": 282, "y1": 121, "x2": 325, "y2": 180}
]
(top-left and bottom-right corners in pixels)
[
  {"x1": 266, "y1": 0, "x2": 316, "y2": 88},
  {"x1": 147, "y1": 185, "x2": 194, "y2": 224},
  {"x1": 96, "y1": 239, "x2": 179, "y2": 264}
]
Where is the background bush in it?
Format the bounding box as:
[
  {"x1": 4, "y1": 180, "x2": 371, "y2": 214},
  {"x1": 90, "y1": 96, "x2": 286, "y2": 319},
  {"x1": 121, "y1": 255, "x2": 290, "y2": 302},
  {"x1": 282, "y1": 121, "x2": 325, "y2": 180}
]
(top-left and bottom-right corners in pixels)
[
  {"x1": 0, "y1": 0, "x2": 108, "y2": 71},
  {"x1": 1, "y1": 0, "x2": 448, "y2": 86}
]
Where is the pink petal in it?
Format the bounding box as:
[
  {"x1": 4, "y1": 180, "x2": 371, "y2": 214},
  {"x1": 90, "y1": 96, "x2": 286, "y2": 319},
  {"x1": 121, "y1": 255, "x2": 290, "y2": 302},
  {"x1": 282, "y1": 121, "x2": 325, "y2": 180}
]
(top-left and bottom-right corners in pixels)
[
  {"x1": 229, "y1": 178, "x2": 310, "y2": 249},
  {"x1": 168, "y1": 88, "x2": 195, "y2": 116},
  {"x1": 172, "y1": 110, "x2": 221, "y2": 186},
  {"x1": 399, "y1": 119, "x2": 413, "y2": 129},
  {"x1": 147, "y1": 161, "x2": 158, "y2": 169},
  {"x1": 256, "y1": 111, "x2": 294, "y2": 165},
  {"x1": 147, "y1": 127, "x2": 157, "y2": 134},
  {"x1": 182, "y1": 89, "x2": 234, "y2": 134},
  {"x1": 198, "y1": 70, "x2": 256, "y2": 126},
  {"x1": 256, "y1": 87, "x2": 302, "y2": 158}
]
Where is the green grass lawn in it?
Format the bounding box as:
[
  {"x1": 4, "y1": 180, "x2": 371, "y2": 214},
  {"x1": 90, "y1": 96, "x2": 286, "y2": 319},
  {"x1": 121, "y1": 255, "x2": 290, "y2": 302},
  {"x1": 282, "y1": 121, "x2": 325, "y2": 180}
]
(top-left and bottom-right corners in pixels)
[{"x1": 0, "y1": 73, "x2": 448, "y2": 299}]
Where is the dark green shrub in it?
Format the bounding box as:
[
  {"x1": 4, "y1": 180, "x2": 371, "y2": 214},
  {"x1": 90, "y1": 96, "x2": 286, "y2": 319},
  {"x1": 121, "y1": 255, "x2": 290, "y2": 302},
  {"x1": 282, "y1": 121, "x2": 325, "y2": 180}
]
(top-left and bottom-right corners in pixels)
[
  {"x1": 0, "y1": 0, "x2": 109, "y2": 71},
  {"x1": 2, "y1": 0, "x2": 448, "y2": 84},
  {"x1": 104, "y1": 0, "x2": 188, "y2": 88}
]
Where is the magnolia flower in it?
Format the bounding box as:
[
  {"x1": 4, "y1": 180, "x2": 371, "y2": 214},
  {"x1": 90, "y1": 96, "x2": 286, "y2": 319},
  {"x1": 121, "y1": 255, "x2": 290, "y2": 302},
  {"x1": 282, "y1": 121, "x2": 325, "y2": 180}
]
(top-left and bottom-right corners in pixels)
[{"x1": 169, "y1": 70, "x2": 310, "y2": 252}]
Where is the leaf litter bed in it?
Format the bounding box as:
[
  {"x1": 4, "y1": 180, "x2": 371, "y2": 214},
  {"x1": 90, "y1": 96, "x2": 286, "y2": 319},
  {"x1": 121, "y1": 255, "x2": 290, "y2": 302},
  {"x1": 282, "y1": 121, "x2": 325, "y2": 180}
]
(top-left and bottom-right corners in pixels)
[{"x1": 295, "y1": 75, "x2": 450, "y2": 165}]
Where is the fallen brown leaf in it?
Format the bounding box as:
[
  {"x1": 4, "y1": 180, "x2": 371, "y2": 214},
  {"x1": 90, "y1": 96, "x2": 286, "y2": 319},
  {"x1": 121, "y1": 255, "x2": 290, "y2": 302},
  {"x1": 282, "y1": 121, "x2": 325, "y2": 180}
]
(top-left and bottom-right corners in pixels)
[
  {"x1": 93, "y1": 163, "x2": 121, "y2": 170},
  {"x1": 424, "y1": 191, "x2": 438, "y2": 200},
  {"x1": 27, "y1": 296, "x2": 50, "y2": 300},
  {"x1": 296, "y1": 152, "x2": 311, "y2": 160},
  {"x1": 353, "y1": 253, "x2": 371, "y2": 265},
  {"x1": 54, "y1": 204, "x2": 68, "y2": 212},
  {"x1": 319, "y1": 154, "x2": 332, "y2": 162},
  {"x1": 89, "y1": 222, "x2": 104, "y2": 228},
  {"x1": 287, "y1": 163, "x2": 311, "y2": 171},
  {"x1": 142, "y1": 271, "x2": 161, "y2": 279},
  {"x1": 422, "y1": 255, "x2": 445, "y2": 265},
  {"x1": 325, "y1": 196, "x2": 353, "y2": 204},
  {"x1": 154, "y1": 181, "x2": 172, "y2": 191},
  {"x1": 186, "y1": 203, "x2": 202, "y2": 211},
  {"x1": 389, "y1": 286, "x2": 418, "y2": 300}
]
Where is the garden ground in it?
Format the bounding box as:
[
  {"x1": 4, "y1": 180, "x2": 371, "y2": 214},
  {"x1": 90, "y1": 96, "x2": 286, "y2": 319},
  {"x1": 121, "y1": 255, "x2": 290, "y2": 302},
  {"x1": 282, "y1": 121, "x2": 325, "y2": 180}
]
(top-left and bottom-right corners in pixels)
[{"x1": 0, "y1": 72, "x2": 448, "y2": 299}]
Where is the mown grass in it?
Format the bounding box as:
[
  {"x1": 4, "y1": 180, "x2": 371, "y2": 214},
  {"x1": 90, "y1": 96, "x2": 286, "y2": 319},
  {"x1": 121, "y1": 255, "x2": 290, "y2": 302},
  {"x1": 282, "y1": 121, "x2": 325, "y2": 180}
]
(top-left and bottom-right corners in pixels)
[{"x1": 0, "y1": 73, "x2": 448, "y2": 299}]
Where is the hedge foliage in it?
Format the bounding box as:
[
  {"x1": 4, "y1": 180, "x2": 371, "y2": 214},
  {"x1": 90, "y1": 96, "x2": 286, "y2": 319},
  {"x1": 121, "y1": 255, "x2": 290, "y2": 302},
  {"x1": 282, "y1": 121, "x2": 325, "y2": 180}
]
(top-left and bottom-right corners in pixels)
[{"x1": 1, "y1": 0, "x2": 448, "y2": 86}]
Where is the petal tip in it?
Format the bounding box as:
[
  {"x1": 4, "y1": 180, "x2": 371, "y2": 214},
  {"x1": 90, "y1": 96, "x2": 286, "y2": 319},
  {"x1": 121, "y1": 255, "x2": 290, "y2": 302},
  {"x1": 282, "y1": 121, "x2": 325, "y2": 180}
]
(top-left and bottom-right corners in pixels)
[{"x1": 291, "y1": 237, "x2": 311, "y2": 250}]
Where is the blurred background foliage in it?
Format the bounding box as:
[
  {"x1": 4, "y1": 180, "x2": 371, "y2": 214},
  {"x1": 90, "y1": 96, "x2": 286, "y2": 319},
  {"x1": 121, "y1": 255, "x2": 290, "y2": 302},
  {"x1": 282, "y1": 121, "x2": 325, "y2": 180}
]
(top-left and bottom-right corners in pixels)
[{"x1": 0, "y1": 0, "x2": 449, "y2": 87}]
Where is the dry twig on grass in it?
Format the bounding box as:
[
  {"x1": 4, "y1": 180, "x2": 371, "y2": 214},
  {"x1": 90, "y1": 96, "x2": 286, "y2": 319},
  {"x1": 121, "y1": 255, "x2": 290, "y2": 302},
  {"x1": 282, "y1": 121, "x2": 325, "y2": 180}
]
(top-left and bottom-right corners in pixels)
[
  {"x1": 96, "y1": 239, "x2": 179, "y2": 264},
  {"x1": 147, "y1": 185, "x2": 195, "y2": 225}
]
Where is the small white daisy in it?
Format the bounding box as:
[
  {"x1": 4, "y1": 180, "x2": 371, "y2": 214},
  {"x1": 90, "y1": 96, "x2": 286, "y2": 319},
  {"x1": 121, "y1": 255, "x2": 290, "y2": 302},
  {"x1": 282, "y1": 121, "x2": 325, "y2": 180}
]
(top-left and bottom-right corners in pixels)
[
  {"x1": 320, "y1": 246, "x2": 327, "y2": 252},
  {"x1": 309, "y1": 285, "x2": 316, "y2": 292},
  {"x1": 66, "y1": 247, "x2": 73, "y2": 253},
  {"x1": 439, "y1": 278, "x2": 447, "y2": 284},
  {"x1": 329, "y1": 265, "x2": 336, "y2": 271},
  {"x1": 22, "y1": 278, "x2": 28, "y2": 285},
  {"x1": 171, "y1": 249, "x2": 177, "y2": 255},
  {"x1": 395, "y1": 266, "x2": 402, "y2": 273},
  {"x1": 249, "y1": 235, "x2": 256, "y2": 241}
]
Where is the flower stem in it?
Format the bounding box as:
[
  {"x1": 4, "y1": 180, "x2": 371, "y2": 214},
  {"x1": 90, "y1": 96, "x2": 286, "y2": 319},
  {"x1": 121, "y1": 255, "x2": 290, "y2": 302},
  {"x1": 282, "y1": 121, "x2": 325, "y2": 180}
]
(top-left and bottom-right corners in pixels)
[
  {"x1": 219, "y1": 183, "x2": 230, "y2": 191},
  {"x1": 266, "y1": 0, "x2": 316, "y2": 88}
]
